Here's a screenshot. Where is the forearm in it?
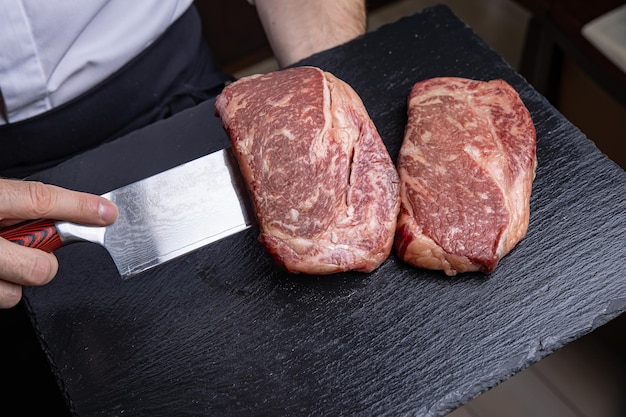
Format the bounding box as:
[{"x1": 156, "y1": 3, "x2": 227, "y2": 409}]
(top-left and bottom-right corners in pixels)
[{"x1": 254, "y1": 0, "x2": 366, "y2": 67}]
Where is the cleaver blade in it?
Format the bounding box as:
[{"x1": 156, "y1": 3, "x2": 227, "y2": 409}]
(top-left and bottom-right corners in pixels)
[{"x1": 0, "y1": 148, "x2": 255, "y2": 279}]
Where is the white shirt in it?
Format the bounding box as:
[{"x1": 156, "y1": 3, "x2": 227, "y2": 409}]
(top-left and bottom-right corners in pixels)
[{"x1": 0, "y1": 0, "x2": 193, "y2": 124}]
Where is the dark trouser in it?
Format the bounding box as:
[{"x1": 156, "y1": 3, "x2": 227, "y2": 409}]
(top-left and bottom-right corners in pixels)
[
  {"x1": 0, "y1": 5, "x2": 232, "y2": 415},
  {"x1": 0, "y1": 5, "x2": 232, "y2": 179}
]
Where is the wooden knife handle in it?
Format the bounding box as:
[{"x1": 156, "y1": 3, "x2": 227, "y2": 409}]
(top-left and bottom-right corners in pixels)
[{"x1": 0, "y1": 219, "x2": 63, "y2": 252}]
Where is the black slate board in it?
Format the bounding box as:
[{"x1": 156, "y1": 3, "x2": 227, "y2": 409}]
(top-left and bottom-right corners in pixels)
[{"x1": 24, "y1": 5, "x2": 626, "y2": 417}]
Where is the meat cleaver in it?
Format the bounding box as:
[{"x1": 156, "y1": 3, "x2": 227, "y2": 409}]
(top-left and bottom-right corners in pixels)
[{"x1": 0, "y1": 148, "x2": 255, "y2": 279}]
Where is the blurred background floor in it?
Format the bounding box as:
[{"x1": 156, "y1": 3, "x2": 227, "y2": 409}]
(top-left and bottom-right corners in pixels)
[{"x1": 236, "y1": 1, "x2": 626, "y2": 416}]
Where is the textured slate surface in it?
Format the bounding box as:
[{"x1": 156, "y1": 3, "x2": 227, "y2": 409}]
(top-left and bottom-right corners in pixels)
[{"x1": 25, "y1": 5, "x2": 626, "y2": 417}]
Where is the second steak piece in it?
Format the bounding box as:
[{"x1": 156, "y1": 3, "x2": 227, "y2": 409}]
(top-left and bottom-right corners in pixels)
[
  {"x1": 215, "y1": 66, "x2": 400, "y2": 274},
  {"x1": 395, "y1": 77, "x2": 537, "y2": 276}
]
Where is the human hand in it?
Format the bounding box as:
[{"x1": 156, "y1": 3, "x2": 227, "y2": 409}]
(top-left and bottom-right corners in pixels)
[{"x1": 0, "y1": 179, "x2": 118, "y2": 309}]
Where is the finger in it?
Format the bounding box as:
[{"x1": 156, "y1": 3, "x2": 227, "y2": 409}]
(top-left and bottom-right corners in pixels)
[
  {"x1": 0, "y1": 179, "x2": 117, "y2": 226},
  {"x1": 0, "y1": 279, "x2": 23, "y2": 309},
  {"x1": 0, "y1": 237, "x2": 58, "y2": 287}
]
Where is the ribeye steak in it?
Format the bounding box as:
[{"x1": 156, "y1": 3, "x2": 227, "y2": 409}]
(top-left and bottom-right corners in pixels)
[
  {"x1": 215, "y1": 66, "x2": 400, "y2": 274},
  {"x1": 395, "y1": 77, "x2": 537, "y2": 275}
]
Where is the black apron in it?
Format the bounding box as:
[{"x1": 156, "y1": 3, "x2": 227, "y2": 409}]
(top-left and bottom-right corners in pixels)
[{"x1": 0, "y1": 5, "x2": 232, "y2": 178}]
